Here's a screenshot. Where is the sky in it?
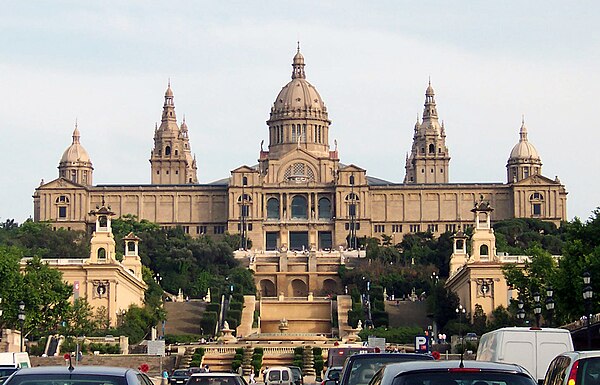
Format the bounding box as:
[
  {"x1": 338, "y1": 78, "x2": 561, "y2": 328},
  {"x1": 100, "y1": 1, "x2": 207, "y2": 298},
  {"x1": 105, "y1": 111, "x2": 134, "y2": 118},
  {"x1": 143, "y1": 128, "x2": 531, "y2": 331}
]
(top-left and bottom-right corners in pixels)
[{"x1": 1, "y1": 1, "x2": 598, "y2": 224}]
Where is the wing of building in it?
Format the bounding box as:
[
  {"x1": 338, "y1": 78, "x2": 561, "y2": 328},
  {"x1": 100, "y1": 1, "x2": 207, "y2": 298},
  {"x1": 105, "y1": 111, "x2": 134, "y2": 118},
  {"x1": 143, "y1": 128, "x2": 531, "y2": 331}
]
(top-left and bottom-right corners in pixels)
[{"x1": 33, "y1": 47, "x2": 568, "y2": 252}]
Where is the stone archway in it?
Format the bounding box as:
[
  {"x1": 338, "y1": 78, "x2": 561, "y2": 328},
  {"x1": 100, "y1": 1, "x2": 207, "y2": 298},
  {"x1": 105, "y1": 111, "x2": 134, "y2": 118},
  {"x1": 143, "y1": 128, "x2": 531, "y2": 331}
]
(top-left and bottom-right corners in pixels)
[
  {"x1": 260, "y1": 279, "x2": 276, "y2": 297},
  {"x1": 289, "y1": 279, "x2": 308, "y2": 297},
  {"x1": 322, "y1": 279, "x2": 338, "y2": 296}
]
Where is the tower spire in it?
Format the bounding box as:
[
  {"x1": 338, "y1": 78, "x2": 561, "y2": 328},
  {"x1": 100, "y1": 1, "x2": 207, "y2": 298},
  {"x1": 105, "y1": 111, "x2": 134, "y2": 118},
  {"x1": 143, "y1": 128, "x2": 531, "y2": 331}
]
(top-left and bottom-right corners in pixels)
[
  {"x1": 291, "y1": 43, "x2": 306, "y2": 79},
  {"x1": 519, "y1": 115, "x2": 528, "y2": 142}
]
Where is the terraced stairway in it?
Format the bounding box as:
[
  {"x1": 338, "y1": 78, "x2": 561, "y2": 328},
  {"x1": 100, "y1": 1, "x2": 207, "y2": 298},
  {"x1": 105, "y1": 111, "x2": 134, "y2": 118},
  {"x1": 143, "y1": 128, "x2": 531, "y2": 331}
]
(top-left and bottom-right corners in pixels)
[{"x1": 164, "y1": 301, "x2": 207, "y2": 335}]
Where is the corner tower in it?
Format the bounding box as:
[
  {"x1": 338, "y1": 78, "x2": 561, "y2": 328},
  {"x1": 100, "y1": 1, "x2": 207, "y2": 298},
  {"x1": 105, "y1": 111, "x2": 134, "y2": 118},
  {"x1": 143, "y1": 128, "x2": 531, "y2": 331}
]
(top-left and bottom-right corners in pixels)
[
  {"x1": 265, "y1": 45, "x2": 332, "y2": 160},
  {"x1": 150, "y1": 83, "x2": 198, "y2": 184},
  {"x1": 404, "y1": 82, "x2": 450, "y2": 183},
  {"x1": 506, "y1": 118, "x2": 542, "y2": 183},
  {"x1": 58, "y1": 122, "x2": 93, "y2": 185}
]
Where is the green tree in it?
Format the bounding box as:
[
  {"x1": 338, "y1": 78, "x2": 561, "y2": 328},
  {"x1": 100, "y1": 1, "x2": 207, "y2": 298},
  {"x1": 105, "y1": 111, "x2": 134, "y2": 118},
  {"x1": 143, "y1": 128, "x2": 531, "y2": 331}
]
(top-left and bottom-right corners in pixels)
[{"x1": 60, "y1": 298, "x2": 98, "y2": 337}]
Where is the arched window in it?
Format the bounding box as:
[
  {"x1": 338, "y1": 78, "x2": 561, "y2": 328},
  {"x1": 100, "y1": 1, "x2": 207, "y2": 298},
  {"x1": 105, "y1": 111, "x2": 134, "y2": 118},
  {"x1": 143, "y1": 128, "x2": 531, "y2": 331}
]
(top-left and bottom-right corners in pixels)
[
  {"x1": 291, "y1": 195, "x2": 308, "y2": 219},
  {"x1": 127, "y1": 242, "x2": 135, "y2": 252},
  {"x1": 242, "y1": 176, "x2": 248, "y2": 186},
  {"x1": 480, "y1": 244, "x2": 489, "y2": 256},
  {"x1": 267, "y1": 198, "x2": 280, "y2": 219},
  {"x1": 349, "y1": 175, "x2": 355, "y2": 185},
  {"x1": 98, "y1": 248, "x2": 106, "y2": 259},
  {"x1": 345, "y1": 193, "x2": 359, "y2": 201},
  {"x1": 165, "y1": 146, "x2": 171, "y2": 156},
  {"x1": 318, "y1": 197, "x2": 331, "y2": 219},
  {"x1": 429, "y1": 144, "x2": 435, "y2": 154},
  {"x1": 175, "y1": 149, "x2": 178, "y2": 156}
]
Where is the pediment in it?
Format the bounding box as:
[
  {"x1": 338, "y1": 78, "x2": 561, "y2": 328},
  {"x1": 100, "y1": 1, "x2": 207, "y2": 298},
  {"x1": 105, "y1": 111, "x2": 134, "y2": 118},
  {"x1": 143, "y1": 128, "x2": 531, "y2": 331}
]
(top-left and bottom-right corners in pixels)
[
  {"x1": 513, "y1": 174, "x2": 559, "y2": 186},
  {"x1": 339, "y1": 164, "x2": 366, "y2": 173},
  {"x1": 231, "y1": 165, "x2": 257, "y2": 174},
  {"x1": 37, "y1": 177, "x2": 85, "y2": 190}
]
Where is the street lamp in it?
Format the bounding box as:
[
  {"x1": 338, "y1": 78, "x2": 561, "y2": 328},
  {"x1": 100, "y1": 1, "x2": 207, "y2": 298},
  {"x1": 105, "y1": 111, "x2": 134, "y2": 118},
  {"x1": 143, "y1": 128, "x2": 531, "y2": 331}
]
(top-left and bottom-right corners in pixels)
[
  {"x1": 583, "y1": 271, "x2": 593, "y2": 350},
  {"x1": 18, "y1": 301, "x2": 25, "y2": 352},
  {"x1": 517, "y1": 299, "x2": 526, "y2": 325},
  {"x1": 154, "y1": 273, "x2": 162, "y2": 285},
  {"x1": 545, "y1": 286, "x2": 555, "y2": 327},
  {"x1": 533, "y1": 292, "x2": 542, "y2": 328}
]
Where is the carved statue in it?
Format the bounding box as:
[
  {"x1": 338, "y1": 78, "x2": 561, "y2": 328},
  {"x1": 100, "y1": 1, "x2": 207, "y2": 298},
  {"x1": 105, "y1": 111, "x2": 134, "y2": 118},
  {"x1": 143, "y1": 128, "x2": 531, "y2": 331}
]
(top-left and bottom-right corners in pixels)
[{"x1": 223, "y1": 320, "x2": 230, "y2": 330}]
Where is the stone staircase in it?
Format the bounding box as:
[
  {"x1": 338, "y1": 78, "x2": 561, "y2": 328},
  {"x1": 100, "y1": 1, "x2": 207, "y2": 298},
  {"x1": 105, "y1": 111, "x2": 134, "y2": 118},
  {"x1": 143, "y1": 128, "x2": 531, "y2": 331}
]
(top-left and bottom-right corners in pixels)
[
  {"x1": 336, "y1": 295, "x2": 353, "y2": 338},
  {"x1": 237, "y1": 296, "x2": 257, "y2": 338},
  {"x1": 385, "y1": 300, "x2": 430, "y2": 328},
  {"x1": 164, "y1": 301, "x2": 207, "y2": 335}
]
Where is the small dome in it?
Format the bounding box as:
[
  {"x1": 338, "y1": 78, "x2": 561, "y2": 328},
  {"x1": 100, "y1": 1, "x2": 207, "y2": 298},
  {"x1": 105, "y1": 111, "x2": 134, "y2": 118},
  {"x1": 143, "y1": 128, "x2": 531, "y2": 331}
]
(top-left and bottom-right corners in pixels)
[
  {"x1": 509, "y1": 120, "x2": 540, "y2": 161},
  {"x1": 60, "y1": 128, "x2": 91, "y2": 164},
  {"x1": 165, "y1": 85, "x2": 174, "y2": 97}
]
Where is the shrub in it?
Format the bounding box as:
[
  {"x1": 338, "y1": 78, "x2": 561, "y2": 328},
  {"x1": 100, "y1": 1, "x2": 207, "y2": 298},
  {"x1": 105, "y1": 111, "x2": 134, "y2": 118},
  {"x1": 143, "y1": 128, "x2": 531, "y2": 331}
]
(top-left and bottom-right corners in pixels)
[
  {"x1": 206, "y1": 303, "x2": 220, "y2": 313},
  {"x1": 229, "y1": 302, "x2": 243, "y2": 311},
  {"x1": 201, "y1": 311, "x2": 218, "y2": 336}
]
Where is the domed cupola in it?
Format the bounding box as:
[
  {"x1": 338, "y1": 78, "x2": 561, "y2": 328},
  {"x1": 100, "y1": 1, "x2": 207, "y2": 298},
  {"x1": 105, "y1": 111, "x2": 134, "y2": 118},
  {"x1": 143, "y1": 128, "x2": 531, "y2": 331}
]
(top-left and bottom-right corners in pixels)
[
  {"x1": 506, "y1": 117, "x2": 542, "y2": 183},
  {"x1": 266, "y1": 44, "x2": 332, "y2": 159},
  {"x1": 58, "y1": 122, "x2": 94, "y2": 185}
]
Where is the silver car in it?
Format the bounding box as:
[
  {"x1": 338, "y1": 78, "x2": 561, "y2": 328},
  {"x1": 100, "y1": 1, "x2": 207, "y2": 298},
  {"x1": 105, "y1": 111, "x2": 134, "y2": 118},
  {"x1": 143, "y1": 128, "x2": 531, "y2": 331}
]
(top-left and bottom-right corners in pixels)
[{"x1": 543, "y1": 351, "x2": 600, "y2": 385}]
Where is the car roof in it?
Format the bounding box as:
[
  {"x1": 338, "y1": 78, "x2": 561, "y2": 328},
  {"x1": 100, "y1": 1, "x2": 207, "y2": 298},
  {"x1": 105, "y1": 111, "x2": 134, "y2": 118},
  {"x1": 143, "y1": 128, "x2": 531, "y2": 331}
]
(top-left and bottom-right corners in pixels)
[
  {"x1": 12, "y1": 366, "x2": 135, "y2": 376},
  {"x1": 190, "y1": 373, "x2": 241, "y2": 377},
  {"x1": 381, "y1": 360, "x2": 533, "y2": 380},
  {"x1": 347, "y1": 353, "x2": 432, "y2": 361}
]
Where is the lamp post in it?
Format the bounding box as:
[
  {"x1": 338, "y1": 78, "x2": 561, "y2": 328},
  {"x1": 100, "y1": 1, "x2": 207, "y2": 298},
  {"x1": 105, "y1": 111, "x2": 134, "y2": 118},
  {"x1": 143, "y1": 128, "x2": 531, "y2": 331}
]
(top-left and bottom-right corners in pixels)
[
  {"x1": 154, "y1": 273, "x2": 162, "y2": 285},
  {"x1": 545, "y1": 286, "x2": 555, "y2": 327},
  {"x1": 456, "y1": 304, "x2": 466, "y2": 340},
  {"x1": 533, "y1": 292, "x2": 542, "y2": 328},
  {"x1": 583, "y1": 271, "x2": 593, "y2": 350},
  {"x1": 18, "y1": 301, "x2": 25, "y2": 353},
  {"x1": 517, "y1": 299, "x2": 526, "y2": 325}
]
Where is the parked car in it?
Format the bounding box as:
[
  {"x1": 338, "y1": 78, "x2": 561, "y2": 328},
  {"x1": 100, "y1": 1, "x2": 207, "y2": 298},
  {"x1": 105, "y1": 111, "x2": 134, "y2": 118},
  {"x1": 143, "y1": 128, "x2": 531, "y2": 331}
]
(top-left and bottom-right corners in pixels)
[
  {"x1": 327, "y1": 352, "x2": 434, "y2": 385},
  {"x1": 288, "y1": 366, "x2": 303, "y2": 385},
  {"x1": 264, "y1": 367, "x2": 293, "y2": 385},
  {"x1": 2, "y1": 365, "x2": 155, "y2": 385},
  {"x1": 543, "y1": 351, "x2": 600, "y2": 385},
  {"x1": 477, "y1": 327, "x2": 574, "y2": 383},
  {"x1": 323, "y1": 367, "x2": 343, "y2": 382},
  {"x1": 369, "y1": 360, "x2": 537, "y2": 385},
  {"x1": 187, "y1": 372, "x2": 247, "y2": 385},
  {"x1": 171, "y1": 369, "x2": 192, "y2": 385}
]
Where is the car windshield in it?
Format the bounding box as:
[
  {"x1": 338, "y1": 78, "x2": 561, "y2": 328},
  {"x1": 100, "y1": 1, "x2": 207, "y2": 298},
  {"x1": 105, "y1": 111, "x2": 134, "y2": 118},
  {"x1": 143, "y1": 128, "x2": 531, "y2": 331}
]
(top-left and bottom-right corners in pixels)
[
  {"x1": 5, "y1": 374, "x2": 127, "y2": 385},
  {"x1": 187, "y1": 377, "x2": 239, "y2": 385},
  {"x1": 392, "y1": 372, "x2": 536, "y2": 385},
  {"x1": 348, "y1": 357, "x2": 430, "y2": 385}
]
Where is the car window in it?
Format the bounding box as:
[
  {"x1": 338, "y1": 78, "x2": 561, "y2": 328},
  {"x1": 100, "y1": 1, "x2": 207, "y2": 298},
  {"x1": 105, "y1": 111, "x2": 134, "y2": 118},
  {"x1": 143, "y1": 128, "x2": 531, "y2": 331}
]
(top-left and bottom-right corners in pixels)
[
  {"x1": 268, "y1": 372, "x2": 281, "y2": 382},
  {"x1": 347, "y1": 357, "x2": 431, "y2": 385},
  {"x1": 544, "y1": 356, "x2": 571, "y2": 385},
  {"x1": 282, "y1": 372, "x2": 289, "y2": 381},
  {"x1": 393, "y1": 372, "x2": 536, "y2": 385},
  {"x1": 580, "y1": 358, "x2": 600, "y2": 385}
]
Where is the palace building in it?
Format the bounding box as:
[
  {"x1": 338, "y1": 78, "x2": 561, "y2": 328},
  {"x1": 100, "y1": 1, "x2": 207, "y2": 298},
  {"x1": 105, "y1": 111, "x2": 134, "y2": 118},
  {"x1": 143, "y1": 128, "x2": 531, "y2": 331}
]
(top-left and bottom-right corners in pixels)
[{"x1": 33, "y1": 47, "x2": 568, "y2": 254}]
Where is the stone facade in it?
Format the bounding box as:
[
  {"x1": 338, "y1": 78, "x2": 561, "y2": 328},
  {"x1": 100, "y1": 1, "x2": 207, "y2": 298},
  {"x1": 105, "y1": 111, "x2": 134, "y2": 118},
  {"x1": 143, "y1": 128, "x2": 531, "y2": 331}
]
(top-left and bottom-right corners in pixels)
[{"x1": 33, "y1": 47, "x2": 568, "y2": 294}]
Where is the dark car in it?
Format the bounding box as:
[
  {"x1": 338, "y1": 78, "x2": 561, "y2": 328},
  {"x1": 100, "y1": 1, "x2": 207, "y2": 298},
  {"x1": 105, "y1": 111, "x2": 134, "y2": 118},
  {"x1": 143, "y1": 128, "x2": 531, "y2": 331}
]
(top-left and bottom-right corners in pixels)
[
  {"x1": 328, "y1": 353, "x2": 434, "y2": 385},
  {"x1": 288, "y1": 366, "x2": 303, "y2": 385},
  {"x1": 3, "y1": 365, "x2": 155, "y2": 385},
  {"x1": 369, "y1": 360, "x2": 536, "y2": 385},
  {"x1": 187, "y1": 372, "x2": 247, "y2": 385},
  {"x1": 170, "y1": 369, "x2": 192, "y2": 385}
]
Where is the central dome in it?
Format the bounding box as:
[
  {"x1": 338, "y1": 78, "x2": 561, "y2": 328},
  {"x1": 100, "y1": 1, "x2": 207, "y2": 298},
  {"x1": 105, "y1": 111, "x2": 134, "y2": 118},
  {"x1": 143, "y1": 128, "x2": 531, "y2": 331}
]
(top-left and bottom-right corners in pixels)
[
  {"x1": 60, "y1": 127, "x2": 92, "y2": 165},
  {"x1": 270, "y1": 47, "x2": 327, "y2": 119},
  {"x1": 508, "y1": 120, "x2": 540, "y2": 161}
]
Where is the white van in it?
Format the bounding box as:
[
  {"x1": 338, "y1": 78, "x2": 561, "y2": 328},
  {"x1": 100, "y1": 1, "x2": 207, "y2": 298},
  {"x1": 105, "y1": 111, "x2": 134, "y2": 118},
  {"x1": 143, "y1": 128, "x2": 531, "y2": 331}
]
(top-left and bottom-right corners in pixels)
[
  {"x1": 265, "y1": 367, "x2": 293, "y2": 385},
  {"x1": 476, "y1": 327, "x2": 573, "y2": 383},
  {"x1": 0, "y1": 353, "x2": 30, "y2": 369}
]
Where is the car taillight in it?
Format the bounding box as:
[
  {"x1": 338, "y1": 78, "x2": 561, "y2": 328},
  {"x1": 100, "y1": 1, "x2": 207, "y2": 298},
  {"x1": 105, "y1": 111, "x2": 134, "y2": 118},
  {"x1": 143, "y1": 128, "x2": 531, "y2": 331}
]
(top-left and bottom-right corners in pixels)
[{"x1": 567, "y1": 360, "x2": 579, "y2": 385}]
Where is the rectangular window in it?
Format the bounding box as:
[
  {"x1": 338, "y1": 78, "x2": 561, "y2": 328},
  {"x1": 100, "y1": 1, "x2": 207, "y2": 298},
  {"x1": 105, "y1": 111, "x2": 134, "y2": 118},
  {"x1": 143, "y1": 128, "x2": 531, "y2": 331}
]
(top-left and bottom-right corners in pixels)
[
  {"x1": 446, "y1": 224, "x2": 457, "y2": 233},
  {"x1": 374, "y1": 225, "x2": 385, "y2": 233},
  {"x1": 392, "y1": 224, "x2": 402, "y2": 233},
  {"x1": 533, "y1": 203, "x2": 542, "y2": 216},
  {"x1": 349, "y1": 204, "x2": 356, "y2": 217},
  {"x1": 58, "y1": 206, "x2": 67, "y2": 218},
  {"x1": 197, "y1": 225, "x2": 207, "y2": 234},
  {"x1": 427, "y1": 224, "x2": 438, "y2": 233},
  {"x1": 214, "y1": 225, "x2": 225, "y2": 234},
  {"x1": 241, "y1": 205, "x2": 249, "y2": 217},
  {"x1": 182, "y1": 226, "x2": 189, "y2": 234},
  {"x1": 410, "y1": 224, "x2": 421, "y2": 233}
]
